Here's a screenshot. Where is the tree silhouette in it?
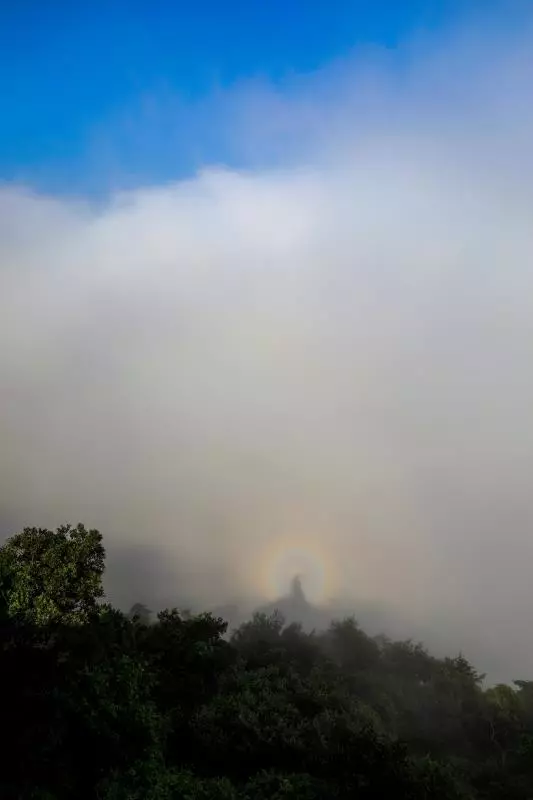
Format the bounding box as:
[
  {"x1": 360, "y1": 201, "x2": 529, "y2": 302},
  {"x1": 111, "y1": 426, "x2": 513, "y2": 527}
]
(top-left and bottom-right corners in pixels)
[{"x1": 0, "y1": 522, "x2": 532, "y2": 798}]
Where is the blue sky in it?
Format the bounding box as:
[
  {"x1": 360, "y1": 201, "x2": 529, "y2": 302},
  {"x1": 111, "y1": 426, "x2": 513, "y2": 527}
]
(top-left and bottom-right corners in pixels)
[{"x1": 0, "y1": 0, "x2": 525, "y2": 194}]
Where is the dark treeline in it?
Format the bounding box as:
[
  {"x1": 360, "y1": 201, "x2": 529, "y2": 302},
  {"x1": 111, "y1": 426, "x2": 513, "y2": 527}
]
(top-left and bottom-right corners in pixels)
[{"x1": 1, "y1": 525, "x2": 533, "y2": 799}]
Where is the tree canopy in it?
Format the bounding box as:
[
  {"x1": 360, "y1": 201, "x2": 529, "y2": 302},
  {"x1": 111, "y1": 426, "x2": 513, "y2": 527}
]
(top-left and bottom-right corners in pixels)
[
  {"x1": 0, "y1": 523, "x2": 104, "y2": 625},
  {"x1": 0, "y1": 523, "x2": 532, "y2": 799}
]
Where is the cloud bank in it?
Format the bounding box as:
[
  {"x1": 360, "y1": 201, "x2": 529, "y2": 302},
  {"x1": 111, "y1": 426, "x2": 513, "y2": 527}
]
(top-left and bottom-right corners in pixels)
[{"x1": 2, "y1": 17, "x2": 533, "y2": 680}]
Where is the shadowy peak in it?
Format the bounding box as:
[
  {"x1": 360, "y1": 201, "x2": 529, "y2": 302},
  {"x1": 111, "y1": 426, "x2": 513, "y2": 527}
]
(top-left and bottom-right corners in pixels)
[{"x1": 290, "y1": 574, "x2": 306, "y2": 604}]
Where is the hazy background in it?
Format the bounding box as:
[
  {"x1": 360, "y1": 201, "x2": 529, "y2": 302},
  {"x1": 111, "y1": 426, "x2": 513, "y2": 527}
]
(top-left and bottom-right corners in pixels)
[{"x1": 2, "y1": 12, "x2": 533, "y2": 682}]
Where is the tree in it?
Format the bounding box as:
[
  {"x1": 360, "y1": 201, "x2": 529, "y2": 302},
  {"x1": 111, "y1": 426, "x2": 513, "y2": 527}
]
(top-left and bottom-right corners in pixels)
[
  {"x1": 128, "y1": 602, "x2": 152, "y2": 624},
  {"x1": 322, "y1": 616, "x2": 380, "y2": 673},
  {"x1": 4, "y1": 520, "x2": 533, "y2": 799},
  {"x1": 0, "y1": 523, "x2": 105, "y2": 625},
  {"x1": 484, "y1": 684, "x2": 523, "y2": 763}
]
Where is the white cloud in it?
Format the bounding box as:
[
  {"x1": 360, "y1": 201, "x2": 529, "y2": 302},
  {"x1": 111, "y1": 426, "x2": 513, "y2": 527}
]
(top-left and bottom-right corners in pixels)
[{"x1": 2, "y1": 18, "x2": 533, "y2": 679}]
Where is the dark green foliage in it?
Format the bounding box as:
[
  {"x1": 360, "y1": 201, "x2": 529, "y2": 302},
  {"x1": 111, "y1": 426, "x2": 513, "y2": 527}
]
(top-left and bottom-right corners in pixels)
[
  {"x1": 0, "y1": 523, "x2": 105, "y2": 624},
  {"x1": 1, "y1": 523, "x2": 533, "y2": 798}
]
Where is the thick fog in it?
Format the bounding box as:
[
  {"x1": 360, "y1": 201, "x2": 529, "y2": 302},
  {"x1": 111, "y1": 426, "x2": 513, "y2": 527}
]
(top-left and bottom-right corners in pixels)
[{"x1": 2, "y1": 18, "x2": 533, "y2": 681}]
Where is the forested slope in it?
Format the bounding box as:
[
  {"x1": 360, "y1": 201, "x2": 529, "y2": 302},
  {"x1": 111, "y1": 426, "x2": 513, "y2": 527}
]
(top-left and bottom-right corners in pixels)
[{"x1": 1, "y1": 524, "x2": 532, "y2": 799}]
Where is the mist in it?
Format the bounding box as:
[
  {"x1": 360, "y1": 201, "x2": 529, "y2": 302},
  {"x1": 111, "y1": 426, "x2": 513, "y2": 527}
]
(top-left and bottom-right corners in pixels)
[{"x1": 2, "y1": 16, "x2": 533, "y2": 682}]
